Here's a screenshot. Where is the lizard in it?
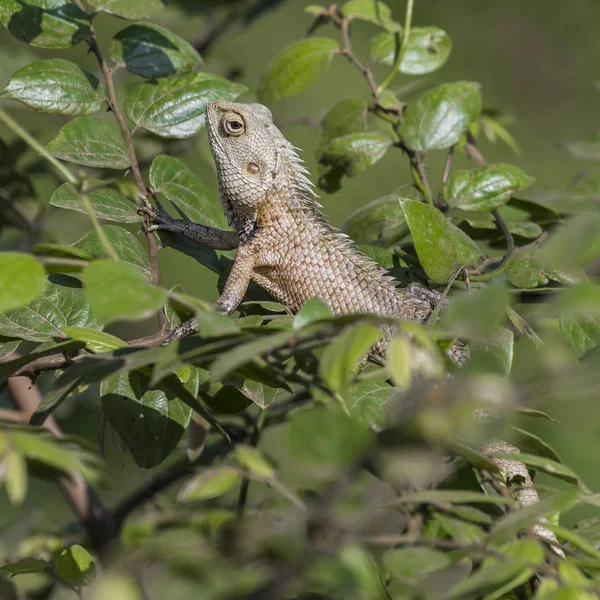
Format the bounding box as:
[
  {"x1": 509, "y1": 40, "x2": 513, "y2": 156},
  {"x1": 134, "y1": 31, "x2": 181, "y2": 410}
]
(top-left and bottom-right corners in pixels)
[{"x1": 145, "y1": 100, "x2": 560, "y2": 551}]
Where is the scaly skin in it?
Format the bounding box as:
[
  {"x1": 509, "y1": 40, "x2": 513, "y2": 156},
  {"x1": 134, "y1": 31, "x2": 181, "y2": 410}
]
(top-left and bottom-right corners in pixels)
[{"x1": 148, "y1": 100, "x2": 560, "y2": 553}]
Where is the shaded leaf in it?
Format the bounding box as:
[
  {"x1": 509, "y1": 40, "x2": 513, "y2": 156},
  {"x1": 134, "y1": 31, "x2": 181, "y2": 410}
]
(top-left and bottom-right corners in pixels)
[
  {"x1": 149, "y1": 155, "x2": 227, "y2": 228},
  {"x1": 235, "y1": 445, "x2": 275, "y2": 479},
  {"x1": 0, "y1": 252, "x2": 45, "y2": 313},
  {"x1": 87, "y1": 0, "x2": 166, "y2": 19},
  {"x1": 384, "y1": 547, "x2": 451, "y2": 582},
  {"x1": 72, "y1": 225, "x2": 151, "y2": 278},
  {"x1": 320, "y1": 131, "x2": 392, "y2": 177},
  {"x1": 101, "y1": 369, "x2": 194, "y2": 468},
  {"x1": 489, "y1": 488, "x2": 581, "y2": 543},
  {"x1": 443, "y1": 164, "x2": 535, "y2": 212},
  {"x1": 109, "y1": 22, "x2": 201, "y2": 79},
  {"x1": 400, "y1": 198, "x2": 457, "y2": 283},
  {"x1": 320, "y1": 324, "x2": 382, "y2": 398},
  {"x1": 1, "y1": 59, "x2": 103, "y2": 116},
  {"x1": 125, "y1": 72, "x2": 247, "y2": 138},
  {"x1": 386, "y1": 336, "x2": 411, "y2": 388},
  {"x1": 46, "y1": 117, "x2": 131, "y2": 169},
  {"x1": 258, "y1": 37, "x2": 339, "y2": 104},
  {"x1": 400, "y1": 81, "x2": 482, "y2": 151},
  {"x1": 320, "y1": 98, "x2": 368, "y2": 146},
  {"x1": 288, "y1": 406, "x2": 373, "y2": 477},
  {"x1": 559, "y1": 315, "x2": 600, "y2": 356},
  {"x1": 50, "y1": 181, "x2": 141, "y2": 223},
  {"x1": 0, "y1": 558, "x2": 51, "y2": 575},
  {"x1": 61, "y1": 326, "x2": 127, "y2": 353},
  {"x1": 0, "y1": 275, "x2": 99, "y2": 342},
  {"x1": 293, "y1": 297, "x2": 333, "y2": 329},
  {"x1": 370, "y1": 27, "x2": 452, "y2": 75},
  {"x1": 0, "y1": 0, "x2": 90, "y2": 49},
  {"x1": 348, "y1": 379, "x2": 393, "y2": 429},
  {"x1": 178, "y1": 467, "x2": 240, "y2": 502},
  {"x1": 54, "y1": 545, "x2": 96, "y2": 588},
  {"x1": 81, "y1": 260, "x2": 166, "y2": 325},
  {"x1": 390, "y1": 489, "x2": 516, "y2": 506}
]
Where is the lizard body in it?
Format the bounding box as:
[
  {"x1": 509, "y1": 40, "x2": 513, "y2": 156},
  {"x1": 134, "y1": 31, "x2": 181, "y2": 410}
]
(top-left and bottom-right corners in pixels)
[{"x1": 148, "y1": 101, "x2": 560, "y2": 551}]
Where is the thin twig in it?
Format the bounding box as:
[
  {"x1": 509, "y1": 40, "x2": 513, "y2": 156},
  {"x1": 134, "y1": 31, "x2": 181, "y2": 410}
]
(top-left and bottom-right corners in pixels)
[
  {"x1": 379, "y1": 0, "x2": 415, "y2": 92},
  {"x1": 0, "y1": 108, "x2": 77, "y2": 184},
  {"x1": 437, "y1": 145, "x2": 455, "y2": 209}
]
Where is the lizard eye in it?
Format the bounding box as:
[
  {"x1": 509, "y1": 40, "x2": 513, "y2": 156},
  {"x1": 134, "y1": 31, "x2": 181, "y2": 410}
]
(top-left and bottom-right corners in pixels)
[{"x1": 222, "y1": 112, "x2": 246, "y2": 136}]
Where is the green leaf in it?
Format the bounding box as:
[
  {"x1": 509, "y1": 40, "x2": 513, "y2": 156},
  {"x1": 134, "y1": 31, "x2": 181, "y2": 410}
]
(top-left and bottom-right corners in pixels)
[
  {"x1": 400, "y1": 81, "x2": 482, "y2": 151},
  {"x1": 320, "y1": 98, "x2": 368, "y2": 145},
  {"x1": 0, "y1": 252, "x2": 45, "y2": 313},
  {"x1": 258, "y1": 37, "x2": 339, "y2": 104},
  {"x1": 54, "y1": 545, "x2": 96, "y2": 588},
  {"x1": 400, "y1": 198, "x2": 457, "y2": 283},
  {"x1": 386, "y1": 336, "x2": 411, "y2": 388},
  {"x1": 549, "y1": 522, "x2": 600, "y2": 562},
  {"x1": 46, "y1": 117, "x2": 131, "y2": 169},
  {"x1": 234, "y1": 445, "x2": 275, "y2": 479},
  {"x1": 109, "y1": 22, "x2": 201, "y2": 79},
  {"x1": 178, "y1": 467, "x2": 240, "y2": 502},
  {"x1": 82, "y1": 260, "x2": 166, "y2": 325},
  {"x1": 0, "y1": 275, "x2": 99, "y2": 342},
  {"x1": 87, "y1": 0, "x2": 166, "y2": 19},
  {"x1": 390, "y1": 489, "x2": 516, "y2": 506},
  {"x1": 370, "y1": 27, "x2": 452, "y2": 75},
  {"x1": 293, "y1": 297, "x2": 333, "y2": 329},
  {"x1": 559, "y1": 315, "x2": 600, "y2": 356},
  {"x1": 101, "y1": 369, "x2": 194, "y2": 468},
  {"x1": 201, "y1": 384, "x2": 252, "y2": 414},
  {"x1": 288, "y1": 406, "x2": 373, "y2": 478},
  {"x1": 5, "y1": 450, "x2": 27, "y2": 505},
  {"x1": 61, "y1": 326, "x2": 127, "y2": 353},
  {"x1": 125, "y1": 72, "x2": 247, "y2": 138},
  {"x1": 0, "y1": 558, "x2": 51, "y2": 575},
  {"x1": 1, "y1": 59, "x2": 103, "y2": 116},
  {"x1": 11, "y1": 429, "x2": 100, "y2": 482},
  {"x1": 149, "y1": 155, "x2": 228, "y2": 228},
  {"x1": 348, "y1": 379, "x2": 393, "y2": 429},
  {"x1": 384, "y1": 547, "x2": 451, "y2": 582},
  {"x1": 448, "y1": 540, "x2": 544, "y2": 599},
  {"x1": 506, "y1": 252, "x2": 572, "y2": 289},
  {"x1": 0, "y1": 0, "x2": 90, "y2": 49},
  {"x1": 50, "y1": 181, "x2": 141, "y2": 223},
  {"x1": 320, "y1": 324, "x2": 382, "y2": 398},
  {"x1": 443, "y1": 164, "x2": 535, "y2": 212},
  {"x1": 489, "y1": 489, "x2": 581, "y2": 543},
  {"x1": 342, "y1": 193, "x2": 407, "y2": 245},
  {"x1": 210, "y1": 329, "x2": 296, "y2": 382},
  {"x1": 512, "y1": 427, "x2": 562, "y2": 463},
  {"x1": 490, "y1": 452, "x2": 589, "y2": 491},
  {"x1": 72, "y1": 225, "x2": 151, "y2": 278},
  {"x1": 449, "y1": 222, "x2": 481, "y2": 266},
  {"x1": 340, "y1": 0, "x2": 401, "y2": 32},
  {"x1": 320, "y1": 132, "x2": 392, "y2": 177}
]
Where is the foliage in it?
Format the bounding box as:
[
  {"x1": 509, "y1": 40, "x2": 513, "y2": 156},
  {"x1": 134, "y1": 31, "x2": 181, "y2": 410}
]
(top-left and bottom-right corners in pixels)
[{"x1": 0, "y1": 1, "x2": 599, "y2": 599}]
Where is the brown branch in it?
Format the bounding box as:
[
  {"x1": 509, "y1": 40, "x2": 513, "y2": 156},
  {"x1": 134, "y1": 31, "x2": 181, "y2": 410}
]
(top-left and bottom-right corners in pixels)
[
  {"x1": 5, "y1": 360, "x2": 116, "y2": 552},
  {"x1": 437, "y1": 145, "x2": 455, "y2": 209},
  {"x1": 80, "y1": 7, "x2": 166, "y2": 329}
]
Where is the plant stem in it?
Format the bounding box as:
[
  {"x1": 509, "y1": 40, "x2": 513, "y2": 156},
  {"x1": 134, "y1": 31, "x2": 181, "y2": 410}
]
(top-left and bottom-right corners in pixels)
[
  {"x1": 79, "y1": 2, "x2": 165, "y2": 326},
  {"x1": 379, "y1": 0, "x2": 415, "y2": 92},
  {"x1": 0, "y1": 107, "x2": 77, "y2": 185}
]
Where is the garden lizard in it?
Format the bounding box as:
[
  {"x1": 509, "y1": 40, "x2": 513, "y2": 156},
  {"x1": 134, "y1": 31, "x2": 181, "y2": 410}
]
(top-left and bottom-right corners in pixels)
[{"x1": 147, "y1": 100, "x2": 560, "y2": 550}]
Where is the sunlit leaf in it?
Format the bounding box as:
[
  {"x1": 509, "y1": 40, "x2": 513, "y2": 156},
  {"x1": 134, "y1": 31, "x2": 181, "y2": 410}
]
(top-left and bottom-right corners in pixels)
[
  {"x1": 0, "y1": 252, "x2": 45, "y2": 313},
  {"x1": 1, "y1": 59, "x2": 104, "y2": 116}
]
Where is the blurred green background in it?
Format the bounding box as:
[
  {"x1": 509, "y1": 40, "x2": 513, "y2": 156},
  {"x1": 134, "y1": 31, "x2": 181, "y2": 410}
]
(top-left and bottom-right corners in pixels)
[{"x1": 1, "y1": 0, "x2": 599, "y2": 541}]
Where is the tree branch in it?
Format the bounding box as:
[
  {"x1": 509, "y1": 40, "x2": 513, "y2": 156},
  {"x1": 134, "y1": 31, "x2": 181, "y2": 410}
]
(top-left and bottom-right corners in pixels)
[{"x1": 4, "y1": 361, "x2": 116, "y2": 552}]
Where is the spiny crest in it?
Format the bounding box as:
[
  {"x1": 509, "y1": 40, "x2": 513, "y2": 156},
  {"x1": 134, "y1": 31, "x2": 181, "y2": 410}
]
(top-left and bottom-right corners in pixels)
[{"x1": 277, "y1": 138, "x2": 400, "y2": 289}]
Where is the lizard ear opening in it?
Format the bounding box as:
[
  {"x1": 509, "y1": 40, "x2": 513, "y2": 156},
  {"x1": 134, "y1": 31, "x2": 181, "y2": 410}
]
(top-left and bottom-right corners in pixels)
[{"x1": 222, "y1": 111, "x2": 246, "y2": 136}]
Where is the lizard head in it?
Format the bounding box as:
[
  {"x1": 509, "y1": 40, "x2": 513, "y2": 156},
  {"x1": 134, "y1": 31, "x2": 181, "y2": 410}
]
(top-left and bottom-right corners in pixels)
[{"x1": 205, "y1": 100, "x2": 314, "y2": 233}]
